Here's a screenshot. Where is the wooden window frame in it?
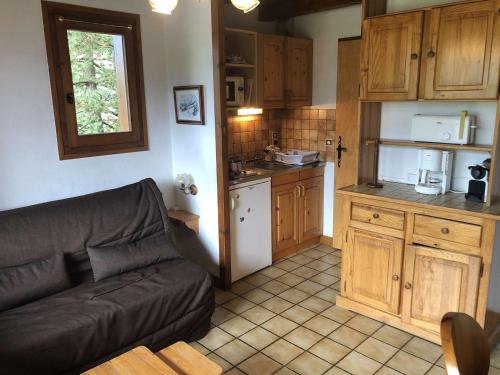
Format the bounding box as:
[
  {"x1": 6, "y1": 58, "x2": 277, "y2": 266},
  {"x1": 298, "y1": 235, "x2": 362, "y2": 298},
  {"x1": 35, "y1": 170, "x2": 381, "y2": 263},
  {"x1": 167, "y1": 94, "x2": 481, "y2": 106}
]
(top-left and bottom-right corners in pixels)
[{"x1": 42, "y1": 1, "x2": 148, "y2": 160}]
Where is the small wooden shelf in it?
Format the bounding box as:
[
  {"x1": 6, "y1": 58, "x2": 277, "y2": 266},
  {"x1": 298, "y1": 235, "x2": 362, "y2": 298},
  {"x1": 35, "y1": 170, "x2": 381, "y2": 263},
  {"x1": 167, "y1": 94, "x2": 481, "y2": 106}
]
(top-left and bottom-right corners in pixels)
[
  {"x1": 380, "y1": 139, "x2": 493, "y2": 153},
  {"x1": 167, "y1": 209, "x2": 200, "y2": 234},
  {"x1": 226, "y1": 63, "x2": 256, "y2": 69}
]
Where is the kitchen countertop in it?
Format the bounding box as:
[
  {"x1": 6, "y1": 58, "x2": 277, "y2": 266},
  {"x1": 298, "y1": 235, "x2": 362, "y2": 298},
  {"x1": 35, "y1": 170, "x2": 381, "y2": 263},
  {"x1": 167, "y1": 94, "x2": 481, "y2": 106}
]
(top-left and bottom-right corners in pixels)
[
  {"x1": 338, "y1": 181, "x2": 500, "y2": 220},
  {"x1": 229, "y1": 161, "x2": 327, "y2": 186}
]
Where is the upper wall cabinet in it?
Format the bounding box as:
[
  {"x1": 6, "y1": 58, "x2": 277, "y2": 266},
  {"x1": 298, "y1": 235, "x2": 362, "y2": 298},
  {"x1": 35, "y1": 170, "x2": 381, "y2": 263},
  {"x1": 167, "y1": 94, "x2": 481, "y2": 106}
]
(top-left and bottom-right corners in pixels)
[
  {"x1": 361, "y1": 0, "x2": 500, "y2": 101},
  {"x1": 420, "y1": 0, "x2": 500, "y2": 100},
  {"x1": 360, "y1": 12, "x2": 424, "y2": 101},
  {"x1": 286, "y1": 37, "x2": 313, "y2": 108},
  {"x1": 258, "y1": 34, "x2": 313, "y2": 109}
]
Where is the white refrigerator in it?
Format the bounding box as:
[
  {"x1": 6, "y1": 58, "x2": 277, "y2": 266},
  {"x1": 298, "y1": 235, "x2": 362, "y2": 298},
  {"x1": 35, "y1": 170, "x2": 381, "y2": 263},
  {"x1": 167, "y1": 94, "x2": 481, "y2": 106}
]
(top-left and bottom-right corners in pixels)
[{"x1": 229, "y1": 178, "x2": 272, "y2": 282}]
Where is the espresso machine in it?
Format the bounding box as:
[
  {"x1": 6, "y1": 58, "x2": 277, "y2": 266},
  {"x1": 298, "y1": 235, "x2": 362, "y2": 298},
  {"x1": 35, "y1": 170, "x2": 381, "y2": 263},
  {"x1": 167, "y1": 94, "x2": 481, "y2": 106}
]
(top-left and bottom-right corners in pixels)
[{"x1": 415, "y1": 149, "x2": 454, "y2": 195}]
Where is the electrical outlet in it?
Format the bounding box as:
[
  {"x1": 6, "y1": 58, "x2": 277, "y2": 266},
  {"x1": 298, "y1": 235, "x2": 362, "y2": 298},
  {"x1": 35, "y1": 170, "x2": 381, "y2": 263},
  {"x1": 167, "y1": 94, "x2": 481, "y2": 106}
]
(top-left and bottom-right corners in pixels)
[
  {"x1": 272, "y1": 131, "x2": 279, "y2": 140},
  {"x1": 325, "y1": 139, "x2": 333, "y2": 146}
]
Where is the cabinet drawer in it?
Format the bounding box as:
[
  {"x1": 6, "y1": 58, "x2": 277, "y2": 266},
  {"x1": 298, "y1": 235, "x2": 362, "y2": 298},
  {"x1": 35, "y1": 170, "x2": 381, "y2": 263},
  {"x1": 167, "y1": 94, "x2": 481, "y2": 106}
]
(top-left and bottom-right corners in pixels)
[
  {"x1": 351, "y1": 203, "x2": 405, "y2": 231},
  {"x1": 272, "y1": 171, "x2": 300, "y2": 187},
  {"x1": 299, "y1": 167, "x2": 324, "y2": 180},
  {"x1": 413, "y1": 215, "x2": 482, "y2": 248}
]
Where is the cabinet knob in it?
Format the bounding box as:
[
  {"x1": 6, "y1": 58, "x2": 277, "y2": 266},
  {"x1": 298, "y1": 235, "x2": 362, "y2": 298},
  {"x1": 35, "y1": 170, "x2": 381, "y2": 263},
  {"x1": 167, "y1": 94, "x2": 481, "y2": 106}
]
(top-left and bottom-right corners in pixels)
[
  {"x1": 404, "y1": 282, "x2": 412, "y2": 290},
  {"x1": 441, "y1": 227, "x2": 450, "y2": 234},
  {"x1": 411, "y1": 53, "x2": 419, "y2": 60},
  {"x1": 392, "y1": 275, "x2": 400, "y2": 281},
  {"x1": 372, "y1": 213, "x2": 380, "y2": 219},
  {"x1": 427, "y1": 50, "x2": 436, "y2": 58}
]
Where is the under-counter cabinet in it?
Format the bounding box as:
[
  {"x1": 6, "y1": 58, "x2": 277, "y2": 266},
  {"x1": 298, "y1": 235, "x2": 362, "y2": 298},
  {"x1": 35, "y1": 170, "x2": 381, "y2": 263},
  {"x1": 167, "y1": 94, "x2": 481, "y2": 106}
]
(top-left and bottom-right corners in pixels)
[
  {"x1": 272, "y1": 168, "x2": 324, "y2": 260},
  {"x1": 360, "y1": 0, "x2": 500, "y2": 101},
  {"x1": 258, "y1": 34, "x2": 313, "y2": 109}
]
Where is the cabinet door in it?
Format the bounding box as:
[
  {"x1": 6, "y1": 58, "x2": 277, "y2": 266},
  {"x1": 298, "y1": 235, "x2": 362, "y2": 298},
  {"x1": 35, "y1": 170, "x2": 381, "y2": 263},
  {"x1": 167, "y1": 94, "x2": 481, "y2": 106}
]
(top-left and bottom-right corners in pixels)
[
  {"x1": 360, "y1": 11, "x2": 423, "y2": 101},
  {"x1": 272, "y1": 182, "x2": 300, "y2": 256},
  {"x1": 402, "y1": 245, "x2": 481, "y2": 333},
  {"x1": 420, "y1": 0, "x2": 500, "y2": 100},
  {"x1": 258, "y1": 34, "x2": 286, "y2": 108},
  {"x1": 300, "y1": 176, "x2": 324, "y2": 242},
  {"x1": 286, "y1": 37, "x2": 313, "y2": 108},
  {"x1": 344, "y1": 228, "x2": 404, "y2": 314}
]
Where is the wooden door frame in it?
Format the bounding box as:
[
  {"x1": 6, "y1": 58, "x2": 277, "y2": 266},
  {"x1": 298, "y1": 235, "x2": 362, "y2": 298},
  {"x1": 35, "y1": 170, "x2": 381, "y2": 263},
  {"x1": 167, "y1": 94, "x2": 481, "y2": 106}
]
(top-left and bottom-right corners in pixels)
[{"x1": 211, "y1": 0, "x2": 231, "y2": 289}]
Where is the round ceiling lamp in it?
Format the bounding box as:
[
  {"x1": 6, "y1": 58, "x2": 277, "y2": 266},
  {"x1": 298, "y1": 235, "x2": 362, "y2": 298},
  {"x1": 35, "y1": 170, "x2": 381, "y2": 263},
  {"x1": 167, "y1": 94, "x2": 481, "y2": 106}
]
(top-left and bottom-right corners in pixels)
[
  {"x1": 230, "y1": 0, "x2": 261, "y2": 13},
  {"x1": 149, "y1": 0, "x2": 179, "y2": 14}
]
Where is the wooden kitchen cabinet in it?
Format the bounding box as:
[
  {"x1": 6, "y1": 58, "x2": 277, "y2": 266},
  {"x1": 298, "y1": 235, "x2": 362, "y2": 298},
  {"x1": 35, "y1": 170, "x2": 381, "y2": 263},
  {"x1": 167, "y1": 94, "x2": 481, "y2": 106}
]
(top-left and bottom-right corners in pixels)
[
  {"x1": 258, "y1": 34, "x2": 286, "y2": 109},
  {"x1": 285, "y1": 37, "x2": 313, "y2": 107},
  {"x1": 272, "y1": 170, "x2": 324, "y2": 260},
  {"x1": 344, "y1": 228, "x2": 403, "y2": 314},
  {"x1": 360, "y1": 11, "x2": 424, "y2": 101},
  {"x1": 258, "y1": 34, "x2": 313, "y2": 109},
  {"x1": 420, "y1": 0, "x2": 500, "y2": 100},
  {"x1": 402, "y1": 245, "x2": 482, "y2": 333}
]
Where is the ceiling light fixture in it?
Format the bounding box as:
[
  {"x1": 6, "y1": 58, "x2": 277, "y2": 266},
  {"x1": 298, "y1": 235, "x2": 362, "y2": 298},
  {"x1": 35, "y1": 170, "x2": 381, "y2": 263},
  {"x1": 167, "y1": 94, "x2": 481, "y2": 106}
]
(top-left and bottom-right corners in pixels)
[
  {"x1": 230, "y1": 0, "x2": 261, "y2": 13},
  {"x1": 149, "y1": 0, "x2": 179, "y2": 15}
]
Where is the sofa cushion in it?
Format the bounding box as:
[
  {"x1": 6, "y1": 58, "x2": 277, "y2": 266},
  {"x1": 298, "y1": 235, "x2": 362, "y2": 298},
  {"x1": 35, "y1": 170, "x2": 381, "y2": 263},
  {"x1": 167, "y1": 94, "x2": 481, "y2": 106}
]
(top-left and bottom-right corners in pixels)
[
  {"x1": 0, "y1": 253, "x2": 71, "y2": 312},
  {"x1": 0, "y1": 258, "x2": 214, "y2": 375},
  {"x1": 88, "y1": 234, "x2": 181, "y2": 281}
]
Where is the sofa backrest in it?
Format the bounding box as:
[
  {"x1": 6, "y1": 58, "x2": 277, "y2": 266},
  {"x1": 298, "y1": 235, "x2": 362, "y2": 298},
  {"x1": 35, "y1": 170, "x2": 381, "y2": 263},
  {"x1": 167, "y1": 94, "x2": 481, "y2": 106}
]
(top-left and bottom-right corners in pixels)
[{"x1": 0, "y1": 179, "x2": 171, "y2": 283}]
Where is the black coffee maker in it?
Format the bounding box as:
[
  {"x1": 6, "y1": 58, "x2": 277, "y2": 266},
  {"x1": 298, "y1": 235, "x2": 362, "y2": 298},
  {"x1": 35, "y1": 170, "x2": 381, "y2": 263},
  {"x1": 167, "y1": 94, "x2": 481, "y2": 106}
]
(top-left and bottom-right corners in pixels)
[{"x1": 465, "y1": 158, "x2": 490, "y2": 203}]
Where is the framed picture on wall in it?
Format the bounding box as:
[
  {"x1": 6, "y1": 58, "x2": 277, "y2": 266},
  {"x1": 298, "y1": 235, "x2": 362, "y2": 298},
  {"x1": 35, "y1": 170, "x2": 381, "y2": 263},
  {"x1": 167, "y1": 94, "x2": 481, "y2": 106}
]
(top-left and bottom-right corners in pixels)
[{"x1": 173, "y1": 85, "x2": 205, "y2": 125}]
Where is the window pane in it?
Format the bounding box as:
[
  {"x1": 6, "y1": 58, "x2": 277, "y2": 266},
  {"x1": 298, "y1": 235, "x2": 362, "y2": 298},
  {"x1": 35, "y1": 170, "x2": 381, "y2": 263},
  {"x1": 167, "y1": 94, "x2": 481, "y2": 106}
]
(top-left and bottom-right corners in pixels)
[{"x1": 67, "y1": 30, "x2": 131, "y2": 135}]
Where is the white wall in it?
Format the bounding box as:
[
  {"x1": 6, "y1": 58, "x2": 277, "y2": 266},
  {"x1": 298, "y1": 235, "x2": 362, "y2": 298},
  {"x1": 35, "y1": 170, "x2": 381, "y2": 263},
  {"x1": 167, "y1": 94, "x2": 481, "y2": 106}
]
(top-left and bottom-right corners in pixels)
[
  {"x1": 0, "y1": 0, "x2": 175, "y2": 210},
  {"x1": 164, "y1": 0, "x2": 220, "y2": 276},
  {"x1": 292, "y1": 5, "x2": 362, "y2": 108},
  {"x1": 323, "y1": 162, "x2": 335, "y2": 237}
]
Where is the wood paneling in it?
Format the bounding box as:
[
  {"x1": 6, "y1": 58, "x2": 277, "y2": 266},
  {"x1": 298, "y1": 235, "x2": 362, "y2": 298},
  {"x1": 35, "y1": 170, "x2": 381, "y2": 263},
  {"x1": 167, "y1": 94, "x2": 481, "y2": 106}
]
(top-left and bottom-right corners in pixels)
[
  {"x1": 420, "y1": 0, "x2": 500, "y2": 100},
  {"x1": 258, "y1": 34, "x2": 286, "y2": 109},
  {"x1": 402, "y1": 245, "x2": 481, "y2": 333},
  {"x1": 286, "y1": 37, "x2": 313, "y2": 107},
  {"x1": 360, "y1": 11, "x2": 424, "y2": 101},
  {"x1": 344, "y1": 228, "x2": 403, "y2": 314},
  {"x1": 259, "y1": 0, "x2": 361, "y2": 22}
]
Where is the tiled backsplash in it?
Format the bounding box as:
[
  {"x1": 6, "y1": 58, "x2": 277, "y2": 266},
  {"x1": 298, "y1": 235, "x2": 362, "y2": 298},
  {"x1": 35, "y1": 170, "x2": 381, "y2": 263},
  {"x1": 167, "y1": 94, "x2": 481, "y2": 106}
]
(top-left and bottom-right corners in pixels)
[{"x1": 227, "y1": 108, "x2": 336, "y2": 162}]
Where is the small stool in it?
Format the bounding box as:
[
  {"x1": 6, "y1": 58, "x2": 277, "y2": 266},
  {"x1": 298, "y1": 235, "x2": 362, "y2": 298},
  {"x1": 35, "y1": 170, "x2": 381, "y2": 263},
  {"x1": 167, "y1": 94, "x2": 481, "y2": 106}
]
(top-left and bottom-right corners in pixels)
[{"x1": 156, "y1": 341, "x2": 223, "y2": 375}]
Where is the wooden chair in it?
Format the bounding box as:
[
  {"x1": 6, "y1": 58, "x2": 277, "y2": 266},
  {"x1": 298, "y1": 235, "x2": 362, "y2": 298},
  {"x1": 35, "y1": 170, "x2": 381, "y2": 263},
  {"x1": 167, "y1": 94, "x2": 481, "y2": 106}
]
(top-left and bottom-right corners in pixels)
[{"x1": 440, "y1": 312, "x2": 490, "y2": 375}]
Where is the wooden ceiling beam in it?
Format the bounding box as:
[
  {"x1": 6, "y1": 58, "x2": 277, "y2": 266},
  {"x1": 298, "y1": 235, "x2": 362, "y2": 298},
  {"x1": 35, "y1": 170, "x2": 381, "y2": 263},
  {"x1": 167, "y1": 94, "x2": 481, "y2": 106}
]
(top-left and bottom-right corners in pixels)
[{"x1": 258, "y1": 0, "x2": 361, "y2": 22}]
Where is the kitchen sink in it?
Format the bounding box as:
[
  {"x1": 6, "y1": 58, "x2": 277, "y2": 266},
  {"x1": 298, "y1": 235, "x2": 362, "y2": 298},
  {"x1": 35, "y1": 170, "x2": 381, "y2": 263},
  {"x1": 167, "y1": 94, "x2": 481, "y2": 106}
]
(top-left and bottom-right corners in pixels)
[{"x1": 252, "y1": 161, "x2": 294, "y2": 170}]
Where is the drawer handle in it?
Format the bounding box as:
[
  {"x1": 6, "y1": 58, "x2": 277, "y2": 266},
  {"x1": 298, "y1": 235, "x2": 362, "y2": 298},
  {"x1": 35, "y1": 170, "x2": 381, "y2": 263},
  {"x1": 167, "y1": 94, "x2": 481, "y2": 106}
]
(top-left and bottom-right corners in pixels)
[
  {"x1": 404, "y1": 282, "x2": 412, "y2": 290},
  {"x1": 411, "y1": 53, "x2": 419, "y2": 60},
  {"x1": 427, "y1": 50, "x2": 436, "y2": 58},
  {"x1": 392, "y1": 275, "x2": 400, "y2": 281},
  {"x1": 441, "y1": 227, "x2": 450, "y2": 234},
  {"x1": 372, "y1": 213, "x2": 380, "y2": 219}
]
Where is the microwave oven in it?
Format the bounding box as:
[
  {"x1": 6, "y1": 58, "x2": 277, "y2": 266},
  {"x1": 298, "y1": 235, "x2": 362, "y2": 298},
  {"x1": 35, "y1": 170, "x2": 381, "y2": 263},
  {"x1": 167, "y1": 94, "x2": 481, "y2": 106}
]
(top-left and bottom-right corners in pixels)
[
  {"x1": 226, "y1": 76, "x2": 245, "y2": 107},
  {"x1": 410, "y1": 114, "x2": 476, "y2": 145}
]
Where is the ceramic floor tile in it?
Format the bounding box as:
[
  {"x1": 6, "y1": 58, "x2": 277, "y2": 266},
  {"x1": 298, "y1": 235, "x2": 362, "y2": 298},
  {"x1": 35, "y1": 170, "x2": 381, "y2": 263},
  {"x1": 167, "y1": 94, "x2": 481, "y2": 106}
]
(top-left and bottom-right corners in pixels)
[
  {"x1": 206, "y1": 353, "x2": 233, "y2": 372},
  {"x1": 261, "y1": 296, "x2": 294, "y2": 314},
  {"x1": 238, "y1": 353, "x2": 282, "y2": 375},
  {"x1": 314, "y1": 288, "x2": 338, "y2": 303},
  {"x1": 309, "y1": 338, "x2": 351, "y2": 364},
  {"x1": 310, "y1": 272, "x2": 339, "y2": 286},
  {"x1": 298, "y1": 296, "x2": 332, "y2": 313},
  {"x1": 275, "y1": 260, "x2": 302, "y2": 272},
  {"x1": 262, "y1": 339, "x2": 304, "y2": 365},
  {"x1": 376, "y1": 366, "x2": 403, "y2": 375},
  {"x1": 316, "y1": 244, "x2": 336, "y2": 253},
  {"x1": 434, "y1": 355, "x2": 445, "y2": 369},
  {"x1": 197, "y1": 327, "x2": 234, "y2": 351},
  {"x1": 219, "y1": 316, "x2": 257, "y2": 337},
  {"x1": 386, "y1": 351, "x2": 433, "y2": 375},
  {"x1": 284, "y1": 326, "x2": 323, "y2": 350},
  {"x1": 305, "y1": 259, "x2": 331, "y2": 271},
  {"x1": 328, "y1": 326, "x2": 368, "y2": 349},
  {"x1": 276, "y1": 272, "x2": 306, "y2": 287},
  {"x1": 287, "y1": 352, "x2": 332, "y2": 375},
  {"x1": 345, "y1": 315, "x2": 384, "y2": 335},
  {"x1": 215, "y1": 290, "x2": 238, "y2": 305},
  {"x1": 402, "y1": 337, "x2": 442, "y2": 363},
  {"x1": 291, "y1": 266, "x2": 320, "y2": 279},
  {"x1": 242, "y1": 288, "x2": 274, "y2": 304},
  {"x1": 323, "y1": 266, "x2": 341, "y2": 277},
  {"x1": 288, "y1": 254, "x2": 314, "y2": 265},
  {"x1": 427, "y1": 365, "x2": 446, "y2": 375},
  {"x1": 337, "y1": 351, "x2": 382, "y2": 375},
  {"x1": 324, "y1": 367, "x2": 351, "y2": 374},
  {"x1": 214, "y1": 339, "x2": 257, "y2": 366},
  {"x1": 274, "y1": 368, "x2": 299, "y2": 375},
  {"x1": 260, "y1": 280, "x2": 290, "y2": 295},
  {"x1": 301, "y1": 248, "x2": 325, "y2": 259},
  {"x1": 188, "y1": 342, "x2": 210, "y2": 355},
  {"x1": 261, "y1": 316, "x2": 299, "y2": 336},
  {"x1": 231, "y1": 280, "x2": 256, "y2": 295},
  {"x1": 224, "y1": 368, "x2": 246, "y2": 375},
  {"x1": 281, "y1": 305, "x2": 316, "y2": 324},
  {"x1": 259, "y1": 266, "x2": 287, "y2": 279},
  {"x1": 321, "y1": 305, "x2": 356, "y2": 324},
  {"x1": 240, "y1": 305, "x2": 276, "y2": 325},
  {"x1": 278, "y1": 288, "x2": 310, "y2": 304},
  {"x1": 303, "y1": 315, "x2": 340, "y2": 336},
  {"x1": 372, "y1": 325, "x2": 413, "y2": 348},
  {"x1": 320, "y1": 254, "x2": 342, "y2": 266},
  {"x1": 244, "y1": 273, "x2": 272, "y2": 286},
  {"x1": 223, "y1": 297, "x2": 256, "y2": 314},
  {"x1": 356, "y1": 337, "x2": 398, "y2": 363},
  {"x1": 239, "y1": 326, "x2": 279, "y2": 351},
  {"x1": 490, "y1": 366, "x2": 500, "y2": 375},
  {"x1": 295, "y1": 280, "x2": 326, "y2": 295},
  {"x1": 491, "y1": 350, "x2": 500, "y2": 368},
  {"x1": 211, "y1": 306, "x2": 236, "y2": 326}
]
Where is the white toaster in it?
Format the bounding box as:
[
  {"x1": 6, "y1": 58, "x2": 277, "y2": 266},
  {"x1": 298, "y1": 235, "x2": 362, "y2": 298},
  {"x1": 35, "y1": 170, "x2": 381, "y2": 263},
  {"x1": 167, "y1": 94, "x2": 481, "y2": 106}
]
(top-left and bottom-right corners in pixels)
[{"x1": 410, "y1": 114, "x2": 476, "y2": 145}]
